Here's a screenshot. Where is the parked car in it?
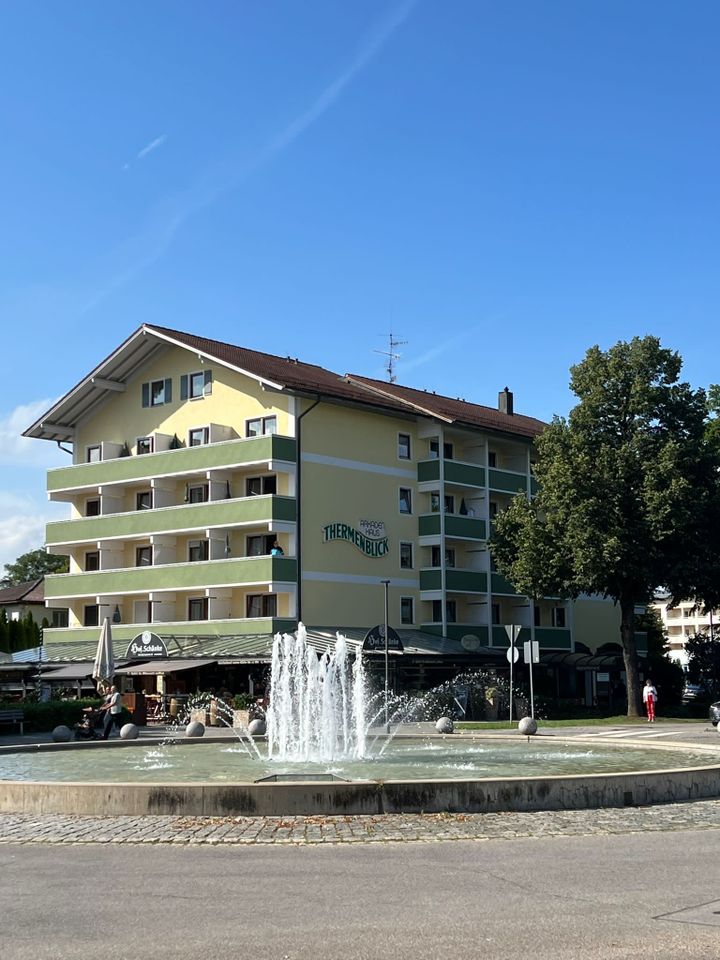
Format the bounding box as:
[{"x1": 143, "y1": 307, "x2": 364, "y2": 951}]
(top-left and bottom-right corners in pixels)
[
  {"x1": 709, "y1": 701, "x2": 720, "y2": 726},
  {"x1": 682, "y1": 683, "x2": 706, "y2": 702}
]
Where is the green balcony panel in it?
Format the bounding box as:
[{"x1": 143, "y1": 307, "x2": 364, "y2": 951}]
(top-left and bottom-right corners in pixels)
[
  {"x1": 44, "y1": 556, "x2": 297, "y2": 599},
  {"x1": 444, "y1": 461, "x2": 486, "y2": 488},
  {"x1": 417, "y1": 460, "x2": 440, "y2": 483},
  {"x1": 418, "y1": 514, "x2": 441, "y2": 537},
  {"x1": 490, "y1": 626, "x2": 571, "y2": 649},
  {"x1": 419, "y1": 569, "x2": 442, "y2": 591},
  {"x1": 488, "y1": 469, "x2": 528, "y2": 494},
  {"x1": 46, "y1": 495, "x2": 296, "y2": 546},
  {"x1": 41, "y1": 618, "x2": 297, "y2": 647},
  {"x1": 444, "y1": 516, "x2": 486, "y2": 540},
  {"x1": 491, "y1": 572, "x2": 521, "y2": 595},
  {"x1": 445, "y1": 569, "x2": 488, "y2": 593},
  {"x1": 47, "y1": 435, "x2": 297, "y2": 493}
]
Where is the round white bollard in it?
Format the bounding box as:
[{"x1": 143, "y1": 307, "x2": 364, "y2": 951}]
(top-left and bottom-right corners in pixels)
[
  {"x1": 52, "y1": 725, "x2": 73, "y2": 742},
  {"x1": 185, "y1": 720, "x2": 205, "y2": 738},
  {"x1": 435, "y1": 717, "x2": 454, "y2": 734},
  {"x1": 120, "y1": 723, "x2": 139, "y2": 740},
  {"x1": 248, "y1": 718, "x2": 266, "y2": 736},
  {"x1": 518, "y1": 716, "x2": 538, "y2": 736}
]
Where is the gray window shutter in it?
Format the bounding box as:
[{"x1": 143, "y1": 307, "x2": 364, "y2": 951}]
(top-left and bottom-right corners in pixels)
[
  {"x1": 204, "y1": 370, "x2": 213, "y2": 396},
  {"x1": 180, "y1": 374, "x2": 188, "y2": 400},
  {"x1": 164, "y1": 378, "x2": 172, "y2": 403},
  {"x1": 141, "y1": 382, "x2": 150, "y2": 408}
]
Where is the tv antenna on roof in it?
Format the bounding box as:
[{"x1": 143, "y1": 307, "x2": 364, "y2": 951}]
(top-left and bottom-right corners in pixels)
[{"x1": 375, "y1": 332, "x2": 407, "y2": 383}]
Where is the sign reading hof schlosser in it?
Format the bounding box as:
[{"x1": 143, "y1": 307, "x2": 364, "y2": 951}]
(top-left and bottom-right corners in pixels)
[{"x1": 125, "y1": 631, "x2": 169, "y2": 659}]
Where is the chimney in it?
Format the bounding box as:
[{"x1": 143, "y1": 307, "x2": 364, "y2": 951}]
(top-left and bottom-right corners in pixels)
[{"x1": 498, "y1": 387, "x2": 513, "y2": 416}]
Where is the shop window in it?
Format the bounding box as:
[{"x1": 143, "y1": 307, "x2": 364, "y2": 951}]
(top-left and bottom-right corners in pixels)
[
  {"x1": 84, "y1": 551, "x2": 100, "y2": 572},
  {"x1": 188, "y1": 598, "x2": 208, "y2": 621},
  {"x1": 136, "y1": 546, "x2": 153, "y2": 567},
  {"x1": 83, "y1": 605, "x2": 99, "y2": 627},
  {"x1": 399, "y1": 488, "x2": 412, "y2": 514},
  {"x1": 399, "y1": 542, "x2": 413, "y2": 569},
  {"x1": 400, "y1": 597, "x2": 414, "y2": 624},
  {"x1": 187, "y1": 484, "x2": 209, "y2": 504},
  {"x1": 142, "y1": 378, "x2": 173, "y2": 407},
  {"x1": 246, "y1": 535, "x2": 275, "y2": 556},
  {"x1": 188, "y1": 427, "x2": 210, "y2": 447},
  {"x1": 136, "y1": 436, "x2": 153, "y2": 455},
  {"x1": 87, "y1": 445, "x2": 101, "y2": 463},
  {"x1": 398, "y1": 433, "x2": 411, "y2": 460},
  {"x1": 136, "y1": 491, "x2": 152, "y2": 511},
  {"x1": 188, "y1": 540, "x2": 209, "y2": 563},
  {"x1": 246, "y1": 415, "x2": 277, "y2": 437},
  {"x1": 246, "y1": 594, "x2": 277, "y2": 618},
  {"x1": 86, "y1": 498, "x2": 101, "y2": 517},
  {"x1": 246, "y1": 475, "x2": 277, "y2": 496},
  {"x1": 180, "y1": 370, "x2": 212, "y2": 400}
]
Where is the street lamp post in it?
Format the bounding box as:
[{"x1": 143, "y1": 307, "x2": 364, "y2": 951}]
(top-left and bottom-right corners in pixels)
[{"x1": 381, "y1": 579, "x2": 390, "y2": 732}]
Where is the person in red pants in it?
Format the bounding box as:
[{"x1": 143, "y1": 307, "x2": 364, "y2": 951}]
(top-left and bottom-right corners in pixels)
[{"x1": 642, "y1": 679, "x2": 657, "y2": 722}]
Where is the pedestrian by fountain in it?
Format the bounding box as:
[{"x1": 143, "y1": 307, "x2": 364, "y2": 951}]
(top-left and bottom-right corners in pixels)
[
  {"x1": 100, "y1": 684, "x2": 123, "y2": 739},
  {"x1": 642, "y1": 678, "x2": 658, "y2": 723}
]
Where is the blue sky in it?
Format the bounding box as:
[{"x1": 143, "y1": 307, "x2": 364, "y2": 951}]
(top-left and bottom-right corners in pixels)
[{"x1": 1, "y1": 0, "x2": 719, "y2": 570}]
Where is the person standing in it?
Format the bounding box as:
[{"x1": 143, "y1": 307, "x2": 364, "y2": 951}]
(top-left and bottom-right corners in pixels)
[
  {"x1": 101, "y1": 685, "x2": 123, "y2": 739},
  {"x1": 642, "y1": 679, "x2": 658, "y2": 722},
  {"x1": 271, "y1": 540, "x2": 284, "y2": 556}
]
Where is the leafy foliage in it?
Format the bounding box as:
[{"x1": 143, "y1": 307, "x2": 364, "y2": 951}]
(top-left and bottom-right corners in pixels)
[
  {"x1": 685, "y1": 632, "x2": 720, "y2": 700},
  {"x1": 0, "y1": 609, "x2": 41, "y2": 654},
  {"x1": 491, "y1": 337, "x2": 720, "y2": 716},
  {"x1": 1, "y1": 548, "x2": 68, "y2": 587}
]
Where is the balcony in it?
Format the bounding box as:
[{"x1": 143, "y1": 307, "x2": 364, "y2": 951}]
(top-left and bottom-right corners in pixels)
[
  {"x1": 41, "y1": 617, "x2": 298, "y2": 647},
  {"x1": 490, "y1": 572, "x2": 521, "y2": 596},
  {"x1": 47, "y1": 435, "x2": 297, "y2": 494},
  {"x1": 44, "y1": 556, "x2": 297, "y2": 600},
  {"x1": 46, "y1": 495, "x2": 296, "y2": 546},
  {"x1": 419, "y1": 569, "x2": 488, "y2": 593},
  {"x1": 418, "y1": 514, "x2": 486, "y2": 540},
  {"x1": 417, "y1": 459, "x2": 486, "y2": 488},
  {"x1": 490, "y1": 626, "x2": 572, "y2": 650},
  {"x1": 488, "y1": 468, "x2": 528, "y2": 494},
  {"x1": 421, "y1": 623, "x2": 490, "y2": 644}
]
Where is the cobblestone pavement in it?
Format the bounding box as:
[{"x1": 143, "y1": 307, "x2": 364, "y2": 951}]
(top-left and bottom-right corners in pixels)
[{"x1": 2, "y1": 798, "x2": 720, "y2": 845}]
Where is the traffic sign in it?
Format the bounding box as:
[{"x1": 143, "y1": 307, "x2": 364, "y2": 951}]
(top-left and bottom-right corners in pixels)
[
  {"x1": 523, "y1": 640, "x2": 540, "y2": 664},
  {"x1": 506, "y1": 646, "x2": 520, "y2": 663},
  {"x1": 504, "y1": 624, "x2": 521, "y2": 645}
]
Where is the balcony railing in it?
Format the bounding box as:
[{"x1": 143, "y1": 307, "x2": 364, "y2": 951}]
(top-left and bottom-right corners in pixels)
[
  {"x1": 490, "y1": 626, "x2": 572, "y2": 650},
  {"x1": 44, "y1": 556, "x2": 297, "y2": 600},
  {"x1": 419, "y1": 569, "x2": 488, "y2": 593},
  {"x1": 41, "y1": 617, "x2": 298, "y2": 647},
  {"x1": 418, "y1": 514, "x2": 486, "y2": 540},
  {"x1": 46, "y1": 495, "x2": 296, "y2": 546},
  {"x1": 417, "y1": 459, "x2": 486, "y2": 488},
  {"x1": 47, "y1": 435, "x2": 297, "y2": 493}
]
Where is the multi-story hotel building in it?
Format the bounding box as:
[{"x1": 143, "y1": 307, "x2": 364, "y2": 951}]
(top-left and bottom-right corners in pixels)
[
  {"x1": 25, "y1": 325, "x2": 632, "y2": 701},
  {"x1": 650, "y1": 592, "x2": 718, "y2": 669}
]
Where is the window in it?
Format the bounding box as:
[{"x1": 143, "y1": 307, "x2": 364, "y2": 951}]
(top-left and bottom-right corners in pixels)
[
  {"x1": 446, "y1": 600, "x2": 457, "y2": 623},
  {"x1": 52, "y1": 609, "x2": 69, "y2": 628},
  {"x1": 246, "y1": 594, "x2": 277, "y2": 618},
  {"x1": 444, "y1": 495, "x2": 455, "y2": 514},
  {"x1": 246, "y1": 415, "x2": 277, "y2": 437},
  {"x1": 398, "y1": 433, "x2": 411, "y2": 460},
  {"x1": 136, "y1": 491, "x2": 152, "y2": 511},
  {"x1": 399, "y1": 488, "x2": 412, "y2": 514},
  {"x1": 490, "y1": 555, "x2": 497, "y2": 572},
  {"x1": 134, "y1": 600, "x2": 153, "y2": 623},
  {"x1": 187, "y1": 484, "x2": 209, "y2": 504},
  {"x1": 429, "y1": 440, "x2": 454, "y2": 459},
  {"x1": 552, "y1": 607, "x2": 567, "y2": 628},
  {"x1": 399, "y1": 542, "x2": 413, "y2": 569},
  {"x1": 188, "y1": 427, "x2": 209, "y2": 447},
  {"x1": 489, "y1": 501, "x2": 498, "y2": 519},
  {"x1": 87, "y1": 445, "x2": 101, "y2": 463},
  {"x1": 534, "y1": 605, "x2": 541, "y2": 627},
  {"x1": 83, "y1": 605, "x2": 99, "y2": 627},
  {"x1": 142, "y1": 378, "x2": 173, "y2": 407},
  {"x1": 180, "y1": 370, "x2": 213, "y2": 401},
  {"x1": 400, "y1": 597, "x2": 414, "y2": 624},
  {"x1": 188, "y1": 598, "x2": 208, "y2": 621},
  {"x1": 136, "y1": 546, "x2": 153, "y2": 567},
  {"x1": 86, "y1": 498, "x2": 101, "y2": 517},
  {"x1": 488, "y1": 451, "x2": 497, "y2": 468},
  {"x1": 246, "y1": 475, "x2": 277, "y2": 496},
  {"x1": 491, "y1": 603, "x2": 501, "y2": 625},
  {"x1": 431, "y1": 546, "x2": 456, "y2": 567},
  {"x1": 84, "y1": 551, "x2": 100, "y2": 572},
  {"x1": 136, "y1": 436, "x2": 153, "y2": 455},
  {"x1": 246, "y1": 534, "x2": 275, "y2": 556},
  {"x1": 430, "y1": 492, "x2": 440, "y2": 513},
  {"x1": 188, "y1": 540, "x2": 209, "y2": 562}
]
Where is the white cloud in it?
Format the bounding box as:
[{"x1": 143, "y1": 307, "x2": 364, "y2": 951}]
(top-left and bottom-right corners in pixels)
[
  {"x1": 0, "y1": 492, "x2": 66, "y2": 573},
  {"x1": 0, "y1": 399, "x2": 67, "y2": 468}
]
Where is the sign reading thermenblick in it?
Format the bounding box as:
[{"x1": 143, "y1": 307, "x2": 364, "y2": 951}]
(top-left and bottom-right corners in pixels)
[
  {"x1": 322, "y1": 519, "x2": 389, "y2": 558},
  {"x1": 125, "y1": 631, "x2": 169, "y2": 659}
]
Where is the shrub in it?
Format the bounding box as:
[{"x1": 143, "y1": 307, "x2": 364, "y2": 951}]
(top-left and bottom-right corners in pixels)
[{"x1": 0, "y1": 698, "x2": 131, "y2": 733}]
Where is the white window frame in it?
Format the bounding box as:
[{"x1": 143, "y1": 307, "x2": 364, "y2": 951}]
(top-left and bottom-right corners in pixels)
[
  {"x1": 399, "y1": 487, "x2": 412, "y2": 515},
  {"x1": 246, "y1": 415, "x2": 278, "y2": 438},
  {"x1": 398, "y1": 433, "x2": 411, "y2": 460},
  {"x1": 399, "y1": 541, "x2": 413, "y2": 569},
  {"x1": 136, "y1": 436, "x2": 154, "y2": 456},
  {"x1": 86, "y1": 445, "x2": 101, "y2": 463},
  {"x1": 400, "y1": 597, "x2": 414, "y2": 625},
  {"x1": 188, "y1": 426, "x2": 210, "y2": 447}
]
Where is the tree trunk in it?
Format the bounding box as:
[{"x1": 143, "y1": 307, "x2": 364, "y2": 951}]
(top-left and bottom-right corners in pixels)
[{"x1": 620, "y1": 597, "x2": 641, "y2": 717}]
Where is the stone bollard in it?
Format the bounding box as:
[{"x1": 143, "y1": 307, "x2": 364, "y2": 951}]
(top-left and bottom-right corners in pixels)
[
  {"x1": 518, "y1": 716, "x2": 538, "y2": 736},
  {"x1": 435, "y1": 717, "x2": 454, "y2": 734},
  {"x1": 52, "y1": 725, "x2": 73, "y2": 742},
  {"x1": 120, "y1": 723, "x2": 139, "y2": 740},
  {"x1": 248, "y1": 718, "x2": 266, "y2": 736},
  {"x1": 185, "y1": 720, "x2": 205, "y2": 738}
]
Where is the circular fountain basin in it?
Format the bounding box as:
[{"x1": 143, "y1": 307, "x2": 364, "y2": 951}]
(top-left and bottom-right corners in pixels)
[{"x1": 1, "y1": 736, "x2": 719, "y2": 817}]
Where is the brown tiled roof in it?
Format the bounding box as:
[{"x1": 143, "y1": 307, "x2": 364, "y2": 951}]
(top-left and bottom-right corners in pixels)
[
  {"x1": 0, "y1": 578, "x2": 45, "y2": 605},
  {"x1": 148, "y1": 325, "x2": 546, "y2": 438}
]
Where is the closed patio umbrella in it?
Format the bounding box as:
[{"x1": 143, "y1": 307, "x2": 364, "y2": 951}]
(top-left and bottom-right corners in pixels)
[{"x1": 92, "y1": 617, "x2": 115, "y2": 694}]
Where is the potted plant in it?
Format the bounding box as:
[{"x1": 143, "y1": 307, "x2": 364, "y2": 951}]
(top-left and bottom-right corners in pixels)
[{"x1": 232, "y1": 693, "x2": 252, "y2": 730}]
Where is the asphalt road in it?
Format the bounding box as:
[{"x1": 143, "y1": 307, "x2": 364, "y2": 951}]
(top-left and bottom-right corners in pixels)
[{"x1": 2, "y1": 831, "x2": 719, "y2": 960}]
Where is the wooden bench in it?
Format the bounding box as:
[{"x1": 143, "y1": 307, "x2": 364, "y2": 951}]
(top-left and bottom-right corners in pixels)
[{"x1": 0, "y1": 709, "x2": 24, "y2": 736}]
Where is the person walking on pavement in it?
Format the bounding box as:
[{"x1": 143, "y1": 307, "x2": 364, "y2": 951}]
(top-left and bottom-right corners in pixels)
[
  {"x1": 643, "y1": 679, "x2": 658, "y2": 722},
  {"x1": 101, "y1": 684, "x2": 123, "y2": 739}
]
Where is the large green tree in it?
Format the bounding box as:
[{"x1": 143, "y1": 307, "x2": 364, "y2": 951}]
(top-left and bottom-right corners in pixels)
[
  {"x1": 1, "y1": 548, "x2": 68, "y2": 587},
  {"x1": 491, "y1": 337, "x2": 720, "y2": 717}
]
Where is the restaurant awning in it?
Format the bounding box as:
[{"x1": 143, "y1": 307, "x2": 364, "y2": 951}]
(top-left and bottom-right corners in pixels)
[
  {"x1": 115, "y1": 658, "x2": 217, "y2": 675},
  {"x1": 42, "y1": 662, "x2": 97, "y2": 680}
]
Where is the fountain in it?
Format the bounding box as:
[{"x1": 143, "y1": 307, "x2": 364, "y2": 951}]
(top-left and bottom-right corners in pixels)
[{"x1": 0, "y1": 624, "x2": 719, "y2": 816}]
